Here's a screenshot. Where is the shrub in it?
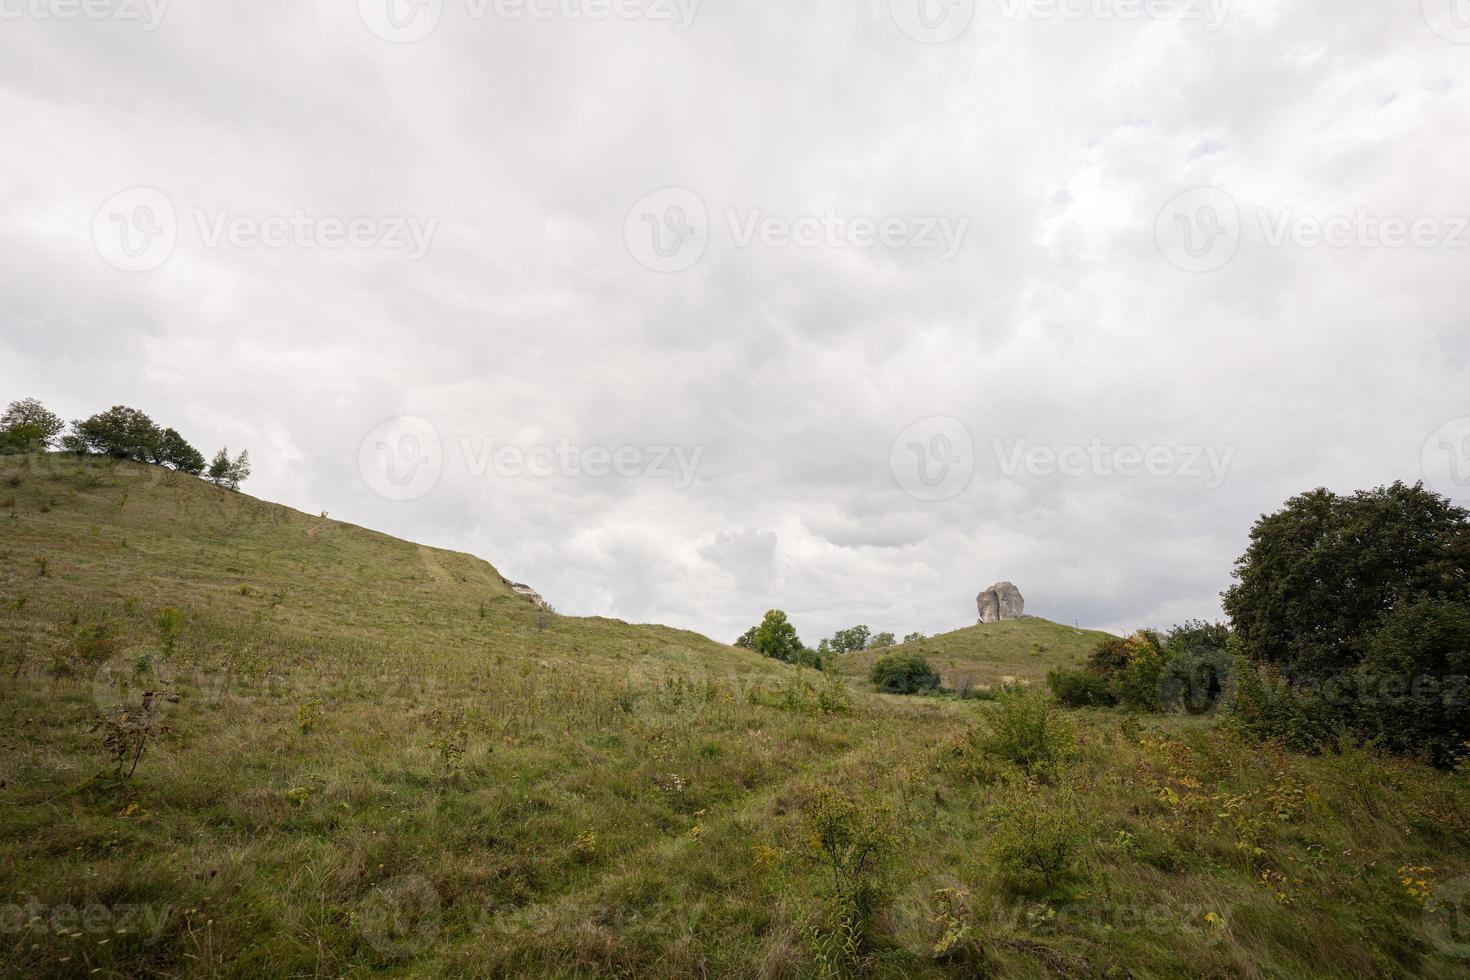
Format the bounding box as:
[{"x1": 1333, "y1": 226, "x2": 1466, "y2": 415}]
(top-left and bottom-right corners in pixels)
[
  {"x1": 1357, "y1": 599, "x2": 1470, "y2": 766},
  {"x1": 91, "y1": 688, "x2": 177, "y2": 780},
  {"x1": 959, "y1": 688, "x2": 1075, "y2": 781},
  {"x1": 1047, "y1": 668, "x2": 1117, "y2": 707},
  {"x1": 798, "y1": 785, "x2": 895, "y2": 950},
  {"x1": 1157, "y1": 648, "x2": 1232, "y2": 715},
  {"x1": 1111, "y1": 632, "x2": 1168, "y2": 712},
  {"x1": 985, "y1": 780, "x2": 1088, "y2": 896},
  {"x1": 1227, "y1": 655, "x2": 1340, "y2": 754},
  {"x1": 869, "y1": 652, "x2": 939, "y2": 694}
]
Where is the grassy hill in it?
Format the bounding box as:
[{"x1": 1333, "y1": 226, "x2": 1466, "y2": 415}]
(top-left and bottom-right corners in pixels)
[
  {"x1": 2, "y1": 453, "x2": 1469, "y2": 978},
  {"x1": 836, "y1": 618, "x2": 1115, "y2": 692}
]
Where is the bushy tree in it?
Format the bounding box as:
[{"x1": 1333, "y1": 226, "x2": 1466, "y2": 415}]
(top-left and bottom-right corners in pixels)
[
  {"x1": 734, "y1": 626, "x2": 757, "y2": 649},
  {"x1": 157, "y1": 428, "x2": 206, "y2": 474},
  {"x1": 206, "y1": 448, "x2": 251, "y2": 490},
  {"x1": 0, "y1": 398, "x2": 64, "y2": 452},
  {"x1": 902, "y1": 631, "x2": 925, "y2": 644},
  {"x1": 868, "y1": 652, "x2": 939, "y2": 694},
  {"x1": 870, "y1": 632, "x2": 896, "y2": 649},
  {"x1": 1224, "y1": 482, "x2": 1470, "y2": 677},
  {"x1": 69, "y1": 406, "x2": 162, "y2": 461},
  {"x1": 751, "y1": 610, "x2": 805, "y2": 664},
  {"x1": 825, "y1": 625, "x2": 870, "y2": 654}
]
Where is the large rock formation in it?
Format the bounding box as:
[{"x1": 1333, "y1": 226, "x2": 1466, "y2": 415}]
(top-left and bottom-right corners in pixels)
[{"x1": 976, "y1": 581, "x2": 1025, "y2": 623}]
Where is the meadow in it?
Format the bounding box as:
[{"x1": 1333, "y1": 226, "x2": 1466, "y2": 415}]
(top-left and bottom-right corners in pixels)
[{"x1": 2, "y1": 453, "x2": 1468, "y2": 977}]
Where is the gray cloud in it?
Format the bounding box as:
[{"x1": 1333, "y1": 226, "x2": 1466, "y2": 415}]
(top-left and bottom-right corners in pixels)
[{"x1": 3, "y1": 0, "x2": 1467, "y2": 646}]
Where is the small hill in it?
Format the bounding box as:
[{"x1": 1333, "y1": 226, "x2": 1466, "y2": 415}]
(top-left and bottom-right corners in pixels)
[{"x1": 837, "y1": 617, "x2": 1114, "y2": 690}]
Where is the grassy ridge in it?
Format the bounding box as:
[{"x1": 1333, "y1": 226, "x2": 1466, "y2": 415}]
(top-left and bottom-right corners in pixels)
[
  {"x1": 835, "y1": 618, "x2": 1115, "y2": 692},
  {"x1": 2, "y1": 453, "x2": 1469, "y2": 977}
]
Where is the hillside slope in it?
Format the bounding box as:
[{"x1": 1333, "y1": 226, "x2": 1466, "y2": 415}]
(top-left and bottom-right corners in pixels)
[
  {"x1": 836, "y1": 617, "x2": 1114, "y2": 691},
  {"x1": 2, "y1": 453, "x2": 1468, "y2": 978}
]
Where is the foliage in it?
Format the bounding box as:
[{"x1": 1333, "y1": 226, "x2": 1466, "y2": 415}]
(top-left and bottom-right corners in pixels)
[
  {"x1": 958, "y1": 687, "x2": 1076, "y2": 781},
  {"x1": 0, "y1": 398, "x2": 64, "y2": 452},
  {"x1": 207, "y1": 448, "x2": 251, "y2": 490},
  {"x1": 68, "y1": 406, "x2": 164, "y2": 462},
  {"x1": 869, "y1": 631, "x2": 896, "y2": 649},
  {"x1": 1047, "y1": 667, "x2": 1117, "y2": 707},
  {"x1": 1226, "y1": 655, "x2": 1341, "y2": 754},
  {"x1": 1224, "y1": 482, "x2": 1470, "y2": 677},
  {"x1": 158, "y1": 428, "x2": 206, "y2": 474},
  {"x1": 91, "y1": 689, "x2": 177, "y2": 780},
  {"x1": 1358, "y1": 599, "x2": 1470, "y2": 766},
  {"x1": 902, "y1": 631, "x2": 925, "y2": 643},
  {"x1": 747, "y1": 609, "x2": 806, "y2": 665},
  {"x1": 868, "y1": 651, "x2": 939, "y2": 694},
  {"x1": 826, "y1": 624, "x2": 871, "y2": 654},
  {"x1": 985, "y1": 780, "x2": 1088, "y2": 895},
  {"x1": 799, "y1": 785, "x2": 895, "y2": 952}
]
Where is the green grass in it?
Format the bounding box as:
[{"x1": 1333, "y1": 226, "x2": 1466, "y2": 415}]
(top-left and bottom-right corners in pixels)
[{"x1": 2, "y1": 452, "x2": 1468, "y2": 977}]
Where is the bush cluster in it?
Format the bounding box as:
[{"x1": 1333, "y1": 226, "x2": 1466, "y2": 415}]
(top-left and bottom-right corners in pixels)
[{"x1": 868, "y1": 652, "x2": 939, "y2": 695}]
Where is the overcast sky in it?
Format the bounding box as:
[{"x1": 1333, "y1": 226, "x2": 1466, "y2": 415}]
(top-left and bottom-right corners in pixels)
[{"x1": 4, "y1": 0, "x2": 1469, "y2": 644}]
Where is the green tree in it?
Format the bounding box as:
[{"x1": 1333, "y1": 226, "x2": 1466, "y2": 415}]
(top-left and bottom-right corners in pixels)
[
  {"x1": 870, "y1": 632, "x2": 896, "y2": 649},
  {"x1": 902, "y1": 631, "x2": 925, "y2": 643},
  {"x1": 827, "y1": 625, "x2": 871, "y2": 654},
  {"x1": 0, "y1": 398, "x2": 64, "y2": 452},
  {"x1": 227, "y1": 450, "x2": 251, "y2": 490},
  {"x1": 751, "y1": 609, "x2": 804, "y2": 664},
  {"x1": 1224, "y1": 482, "x2": 1470, "y2": 676},
  {"x1": 157, "y1": 428, "x2": 206, "y2": 474},
  {"x1": 734, "y1": 626, "x2": 757, "y2": 649},
  {"x1": 206, "y1": 447, "x2": 233, "y2": 485},
  {"x1": 70, "y1": 406, "x2": 162, "y2": 462}
]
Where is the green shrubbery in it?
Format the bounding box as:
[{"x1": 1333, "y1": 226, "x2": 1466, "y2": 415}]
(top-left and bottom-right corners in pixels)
[
  {"x1": 1049, "y1": 622, "x2": 1234, "y2": 716},
  {"x1": 868, "y1": 652, "x2": 939, "y2": 694},
  {"x1": 954, "y1": 687, "x2": 1075, "y2": 782},
  {"x1": 1046, "y1": 667, "x2": 1116, "y2": 707},
  {"x1": 798, "y1": 785, "x2": 896, "y2": 965},
  {"x1": 985, "y1": 780, "x2": 1089, "y2": 896}
]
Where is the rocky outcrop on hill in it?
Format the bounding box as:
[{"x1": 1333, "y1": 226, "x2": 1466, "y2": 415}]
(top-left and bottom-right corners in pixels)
[
  {"x1": 508, "y1": 581, "x2": 550, "y2": 609},
  {"x1": 977, "y1": 581, "x2": 1025, "y2": 623}
]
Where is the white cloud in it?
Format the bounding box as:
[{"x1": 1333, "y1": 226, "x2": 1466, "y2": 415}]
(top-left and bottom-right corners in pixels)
[{"x1": 3, "y1": 0, "x2": 1467, "y2": 645}]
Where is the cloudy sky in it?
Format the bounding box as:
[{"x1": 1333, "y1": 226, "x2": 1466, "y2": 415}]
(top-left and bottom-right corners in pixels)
[{"x1": 4, "y1": 0, "x2": 1469, "y2": 644}]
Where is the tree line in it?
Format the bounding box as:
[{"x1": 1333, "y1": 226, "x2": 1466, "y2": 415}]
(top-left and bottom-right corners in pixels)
[
  {"x1": 0, "y1": 397, "x2": 250, "y2": 491},
  {"x1": 733, "y1": 612, "x2": 925, "y2": 668}
]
